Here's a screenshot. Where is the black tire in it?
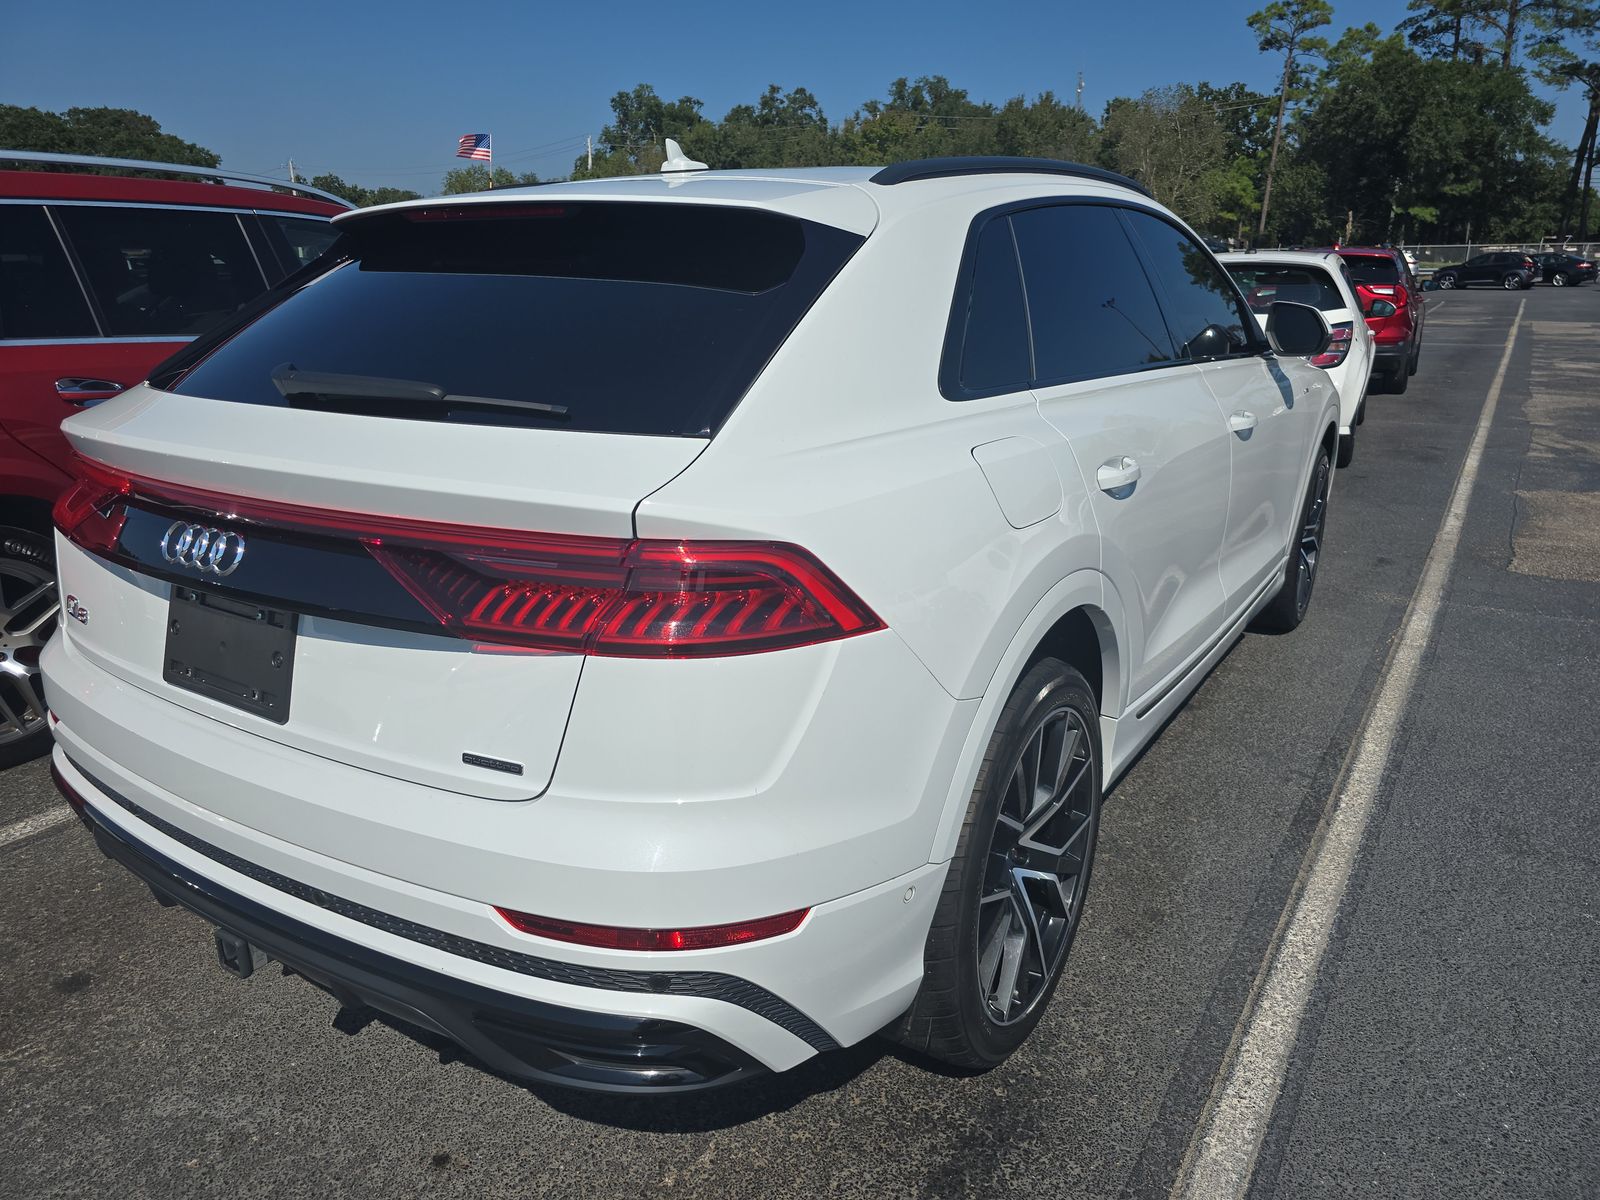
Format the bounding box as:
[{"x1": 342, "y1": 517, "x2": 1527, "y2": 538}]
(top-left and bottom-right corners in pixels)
[
  {"x1": 1502, "y1": 273, "x2": 1523, "y2": 290},
  {"x1": 1336, "y1": 431, "x2": 1355, "y2": 468},
  {"x1": 1437, "y1": 273, "x2": 1457, "y2": 290},
  {"x1": 1387, "y1": 364, "x2": 1409, "y2": 395},
  {"x1": 1252, "y1": 447, "x2": 1331, "y2": 634},
  {"x1": 888, "y1": 658, "x2": 1101, "y2": 1070},
  {"x1": 0, "y1": 524, "x2": 57, "y2": 768},
  {"x1": 1408, "y1": 337, "x2": 1421, "y2": 376}
]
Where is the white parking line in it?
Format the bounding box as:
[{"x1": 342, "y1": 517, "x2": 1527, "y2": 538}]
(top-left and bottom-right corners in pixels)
[
  {"x1": 1173, "y1": 298, "x2": 1526, "y2": 1200},
  {"x1": 1427, "y1": 299, "x2": 1447, "y2": 313},
  {"x1": 0, "y1": 806, "x2": 74, "y2": 849}
]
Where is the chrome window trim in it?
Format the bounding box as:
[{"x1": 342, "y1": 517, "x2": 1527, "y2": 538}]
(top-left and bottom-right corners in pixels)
[{"x1": 0, "y1": 335, "x2": 197, "y2": 347}]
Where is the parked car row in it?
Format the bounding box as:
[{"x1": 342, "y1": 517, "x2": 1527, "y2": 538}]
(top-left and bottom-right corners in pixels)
[
  {"x1": 1431, "y1": 250, "x2": 1596, "y2": 290},
  {"x1": 1217, "y1": 242, "x2": 1430, "y2": 469}
]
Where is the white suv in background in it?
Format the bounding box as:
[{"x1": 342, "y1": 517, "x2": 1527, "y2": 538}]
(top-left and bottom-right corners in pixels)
[
  {"x1": 44, "y1": 155, "x2": 1339, "y2": 1092},
  {"x1": 1219, "y1": 250, "x2": 1374, "y2": 467}
]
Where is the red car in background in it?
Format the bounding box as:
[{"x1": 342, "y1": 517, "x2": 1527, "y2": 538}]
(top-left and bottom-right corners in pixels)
[
  {"x1": 0, "y1": 150, "x2": 349, "y2": 763},
  {"x1": 1316, "y1": 246, "x2": 1427, "y2": 396}
]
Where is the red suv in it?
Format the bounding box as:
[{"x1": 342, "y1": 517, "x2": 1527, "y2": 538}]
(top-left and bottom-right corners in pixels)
[
  {"x1": 0, "y1": 150, "x2": 348, "y2": 763},
  {"x1": 1318, "y1": 247, "x2": 1426, "y2": 396}
]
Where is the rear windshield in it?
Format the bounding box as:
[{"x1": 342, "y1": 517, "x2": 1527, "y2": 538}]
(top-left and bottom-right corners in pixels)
[
  {"x1": 168, "y1": 202, "x2": 863, "y2": 437},
  {"x1": 1226, "y1": 265, "x2": 1345, "y2": 314},
  {"x1": 1339, "y1": 254, "x2": 1400, "y2": 285}
]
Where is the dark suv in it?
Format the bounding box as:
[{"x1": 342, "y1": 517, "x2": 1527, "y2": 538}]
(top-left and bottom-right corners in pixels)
[
  {"x1": 1433, "y1": 252, "x2": 1536, "y2": 291},
  {"x1": 0, "y1": 150, "x2": 348, "y2": 764},
  {"x1": 1532, "y1": 252, "x2": 1596, "y2": 287}
]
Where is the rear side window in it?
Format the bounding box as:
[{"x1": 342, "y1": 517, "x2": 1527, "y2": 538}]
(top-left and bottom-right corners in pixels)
[
  {"x1": 169, "y1": 203, "x2": 863, "y2": 437},
  {"x1": 1010, "y1": 205, "x2": 1175, "y2": 384},
  {"x1": 1122, "y1": 210, "x2": 1253, "y2": 359},
  {"x1": 1226, "y1": 264, "x2": 1346, "y2": 313},
  {"x1": 54, "y1": 205, "x2": 266, "y2": 337},
  {"x1": 260, "y1": 215, "x2": 341, "y2": 276},
  {"x1": 952, "y1": 217, "x2": 1032, "y2": 394},
  {"x1": 1341, "y1": 254, "x2": 1401, "y2": 285},
  {"x1": 0, "y1": 204, "x2": 97, "y2": 339}
]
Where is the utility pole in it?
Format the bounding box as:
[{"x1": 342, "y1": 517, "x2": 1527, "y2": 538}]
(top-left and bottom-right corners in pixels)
[
  {"x1": 587, "y1": 136, "x2": 593, "y2": 170},
  {"x1": 1075, "y1": 72, "x2": 1085, "y2": 111},
  {"x1": 287, "y1": 157, "x2": 297, "y2": 183}
]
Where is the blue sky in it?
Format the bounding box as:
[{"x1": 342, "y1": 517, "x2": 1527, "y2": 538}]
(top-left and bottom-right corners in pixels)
[{"x1": 5, "y1": 0, "x2": 1589, "y2": 193}]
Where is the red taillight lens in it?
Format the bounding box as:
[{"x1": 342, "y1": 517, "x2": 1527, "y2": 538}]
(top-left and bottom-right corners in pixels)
[
  {"x1": 52, "y1": 458, "x2": 131, "y2": 555},
  {"x1": 1310, "y1": 321, "x2": 1354, "y2": 369},
  {"x1": 494, "y1": 906, "x2": 809, "y2": 951},
  {"x1": 50, "y1": 760, "x2": 87, "y2": 814},
  {"x1": 59, "y1": 454, "x2": 884, "y2": 659},
  {"x1": 370, "y1": 537, "x2": 884, "y2": 657}
]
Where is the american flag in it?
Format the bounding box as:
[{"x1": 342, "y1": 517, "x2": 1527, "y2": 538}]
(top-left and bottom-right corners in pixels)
[{"x1": 456, "y1": 133, "x2": 492, "y2": 161}]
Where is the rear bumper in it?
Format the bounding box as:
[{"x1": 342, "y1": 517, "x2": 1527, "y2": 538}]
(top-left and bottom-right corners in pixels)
[
  {"x1": 57, "y1": 753, "x2": 795, "y2": 1093},
  {"x1": 1372, "y1": 340, "x2": 1410, "y2": 371}
]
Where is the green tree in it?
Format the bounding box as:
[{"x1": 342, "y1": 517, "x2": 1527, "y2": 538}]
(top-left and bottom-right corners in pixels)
[
  {"x1": 1531, "y1": 0, "x2": 1600, "y2": 235},
  {"x1": 1249, "y1": 0, "x2": 1334, "y2": 237},
  {"x1": 0, "y1": 105, "x2": 218, "y2": 166},
  {"x1": 1101, "y1": 86, "x2": 1230, "y2": 225},
  {"x1": 307, "y1": 173, "x2": 422, "y2": 207},
  {"x1": 441, "y1": 165, "x2": 541, "y2": 193},
  {"x1": 571, "y1": 84, "x2": 707, "y2": 177}
]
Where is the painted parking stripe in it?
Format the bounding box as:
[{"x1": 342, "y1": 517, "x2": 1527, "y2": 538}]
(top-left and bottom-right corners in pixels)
[
  {"x1": 0, "y1": 806, "x2": 74, "y2": 849},
  {"x1": 1173, "y1": 299, "x2": 1527, "y2": 1200}
]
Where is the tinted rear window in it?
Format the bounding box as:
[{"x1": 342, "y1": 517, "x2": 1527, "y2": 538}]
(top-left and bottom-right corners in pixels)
[
  {"x1": 1340, "y1": 254, "x2": 1400, "y2": 285},
  {"x1": 1227, "y1": 264, "x2": 1346, "y2": 313},
  {"x1": 170, "y1": 203, "x2": 863, "y2": 437}
]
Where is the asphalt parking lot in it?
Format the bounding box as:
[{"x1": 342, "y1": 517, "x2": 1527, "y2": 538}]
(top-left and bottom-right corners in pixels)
[{"x1": 3, "y1": 286, "x2": 1597, "y2": 1200}]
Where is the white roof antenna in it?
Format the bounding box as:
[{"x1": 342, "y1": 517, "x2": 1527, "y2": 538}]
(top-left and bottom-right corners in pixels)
[{"x1": 660, "y1": 138, "x2": 708, "y2": 173}]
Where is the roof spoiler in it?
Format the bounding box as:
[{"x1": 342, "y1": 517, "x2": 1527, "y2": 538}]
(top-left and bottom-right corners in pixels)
[{"x1": 870, "y1": 156, "x2": 1151, "y2": 198}]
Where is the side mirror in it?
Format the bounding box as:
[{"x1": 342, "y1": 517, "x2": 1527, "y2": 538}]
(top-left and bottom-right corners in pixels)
[
  {"x1": 1266, "y1": 301, "x2": 1332, "y2": 358},
  {"x1": 1364, "y1": 298, "x2": 1397, "y2": 318}
]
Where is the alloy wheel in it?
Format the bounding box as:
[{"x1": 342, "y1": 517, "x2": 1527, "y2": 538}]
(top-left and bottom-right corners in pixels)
[
  {"x1": 1553, "y1": 273, "x2": 1568, "y2": 287},
  {"x1": 976, "y1": 704, "x2": 1096, "y2": 1026},
  {"x1": 1503, "y1": 274, "x2": 1521, "y2": 290},
  {"x1": 1438, "y1": 274, "x2": 1455, "y2": 289},
  {"x1": 1296, "y1": 455, "x2": 1331, "y2": 617},
  {"x1": 0, "y1": 558, "x2": 56, "y2": 749}
]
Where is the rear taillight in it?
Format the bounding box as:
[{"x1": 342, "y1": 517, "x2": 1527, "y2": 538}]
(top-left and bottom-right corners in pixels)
[
  {"x1": 51, "y1": 459, "x2": 130, "y2": 555},
  {"x1": 370, "y1": 537, "x2": 882, "y2": 657},
  {"x1": 1310, "y1": 321, "x2": 1354, "y2": 369},
  {"x1": 494, "y1": 905, "x2": 809, "y2": 951},
  {"x1": 54, "y1": 455, "x2": 884, "y2": 658}
]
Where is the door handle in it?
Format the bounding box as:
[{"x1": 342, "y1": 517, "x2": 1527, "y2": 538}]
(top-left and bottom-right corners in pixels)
[
  {"x1": 1096, "y1": 456, "x2": 1141, "y2": 497},
  {"x1": 1229, "y1": 410, "x2": 1258, "y2": 435},
  {"x1": 56, "y1": 378, "x2": 126, "y2": 405}
]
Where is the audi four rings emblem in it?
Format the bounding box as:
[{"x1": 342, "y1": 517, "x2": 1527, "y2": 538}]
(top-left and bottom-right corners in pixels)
[{"x1": 160, "y1": 521, "x2": 247, "y2": 576}]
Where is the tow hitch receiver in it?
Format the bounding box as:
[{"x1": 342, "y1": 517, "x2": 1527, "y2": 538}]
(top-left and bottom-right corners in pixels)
[{"x1": 214, "y1": 928, "x2": 268, "y2": 979}]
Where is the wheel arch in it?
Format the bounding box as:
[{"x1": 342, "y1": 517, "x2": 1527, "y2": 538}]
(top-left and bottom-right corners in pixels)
[{"x1": 927, "y1": 571, "x2": 1124, "y2": 864}]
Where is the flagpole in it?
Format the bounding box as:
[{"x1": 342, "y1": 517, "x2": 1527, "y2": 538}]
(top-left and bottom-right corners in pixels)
[{"x1": 487, "y1": 133, "x2": 493, "y2": 190}]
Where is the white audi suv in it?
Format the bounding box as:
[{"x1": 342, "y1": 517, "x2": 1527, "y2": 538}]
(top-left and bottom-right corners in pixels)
[{"x1": 43, "y1": 154, "x2": 1339, "y2": 1091}]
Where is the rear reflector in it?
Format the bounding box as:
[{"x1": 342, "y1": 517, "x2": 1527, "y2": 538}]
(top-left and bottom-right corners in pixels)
[
  {"x1": 50, "y1": 760, "x2": 87, "y2": 814},
  {"x1": 494, "y1": 906, "x2": 809, "y2": 951},
  {"x1": 54, "y1": 455, "x2": 884, "y2": 658}
]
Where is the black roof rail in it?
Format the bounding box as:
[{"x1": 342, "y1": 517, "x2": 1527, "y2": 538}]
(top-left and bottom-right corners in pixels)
[{"x1": 869, "y1": 156, "x2": 1152, "y2": 198}]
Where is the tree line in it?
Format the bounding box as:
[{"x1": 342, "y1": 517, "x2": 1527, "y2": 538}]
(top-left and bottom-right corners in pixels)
[{"x1": 4, "y1": 0, "x2": 1596, "y2": 242}]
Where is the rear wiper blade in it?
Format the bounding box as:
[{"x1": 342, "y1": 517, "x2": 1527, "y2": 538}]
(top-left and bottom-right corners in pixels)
[{"x1": 270, "y1": 363, "x2": 568, "y2": 416}]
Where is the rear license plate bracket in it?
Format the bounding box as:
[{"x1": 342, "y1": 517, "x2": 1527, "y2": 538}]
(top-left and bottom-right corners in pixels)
[{"x1": 163, "y1": 586, "x2": 297, "y2": 724}]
